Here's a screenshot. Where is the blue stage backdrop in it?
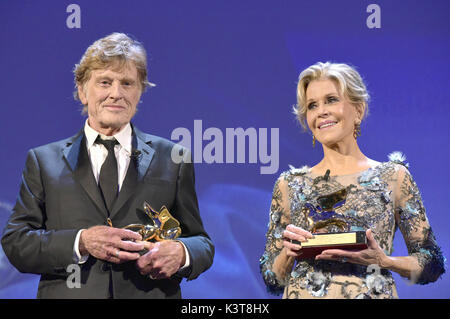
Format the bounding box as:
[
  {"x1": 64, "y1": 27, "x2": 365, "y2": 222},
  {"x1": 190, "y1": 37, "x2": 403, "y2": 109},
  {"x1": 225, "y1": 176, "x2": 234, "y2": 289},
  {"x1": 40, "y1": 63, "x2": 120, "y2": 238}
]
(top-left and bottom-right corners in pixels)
[{"x1": 0, "y1": 0, "x2": 448, "y2": 298}]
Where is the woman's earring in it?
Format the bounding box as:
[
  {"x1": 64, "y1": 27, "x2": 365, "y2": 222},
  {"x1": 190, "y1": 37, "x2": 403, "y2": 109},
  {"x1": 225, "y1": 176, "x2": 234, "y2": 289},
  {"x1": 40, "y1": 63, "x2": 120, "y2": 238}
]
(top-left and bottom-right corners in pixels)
[
  {"x1": 312, "y1": 135, "x2": 316, "y2": 148},
  {"x1": 354, "y1": 123, "x2": 361, "y2": 139}
]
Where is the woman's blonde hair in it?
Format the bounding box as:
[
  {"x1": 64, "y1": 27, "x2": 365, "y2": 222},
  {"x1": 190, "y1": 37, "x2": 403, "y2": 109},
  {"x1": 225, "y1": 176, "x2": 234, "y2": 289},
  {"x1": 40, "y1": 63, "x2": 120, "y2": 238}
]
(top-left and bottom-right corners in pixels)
[
  {"x1": 73, "y1": 32, "x2": 155, "y2": 113},
  {"x1": 293, "y1": 62, "x2": 370, "y2": 130}
]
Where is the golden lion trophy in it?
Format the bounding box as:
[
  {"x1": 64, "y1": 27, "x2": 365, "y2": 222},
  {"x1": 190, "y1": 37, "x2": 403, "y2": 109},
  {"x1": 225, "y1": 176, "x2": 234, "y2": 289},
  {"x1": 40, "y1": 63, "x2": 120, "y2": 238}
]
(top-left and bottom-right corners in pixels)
[
  {"x1": 108, "y1": 202, "x2": 181, "y2": 242},
  {"x1": 295, "y1": 187, "x2": 367, "y2": 259}
]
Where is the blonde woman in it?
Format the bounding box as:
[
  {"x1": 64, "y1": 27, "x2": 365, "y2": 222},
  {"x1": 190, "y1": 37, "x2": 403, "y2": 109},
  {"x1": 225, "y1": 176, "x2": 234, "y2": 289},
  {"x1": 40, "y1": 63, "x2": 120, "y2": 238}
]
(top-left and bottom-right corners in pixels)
[{"x1": 260, "y1": 62, "x2": 445, "y2": 299}]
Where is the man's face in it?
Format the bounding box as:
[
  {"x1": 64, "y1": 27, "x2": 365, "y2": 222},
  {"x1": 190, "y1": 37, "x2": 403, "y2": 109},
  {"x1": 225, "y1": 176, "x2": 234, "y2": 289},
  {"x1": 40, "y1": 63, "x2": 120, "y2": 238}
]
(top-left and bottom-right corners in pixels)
[{"x1": 78, "y1": 61, "x2": 142, "y2": 135}]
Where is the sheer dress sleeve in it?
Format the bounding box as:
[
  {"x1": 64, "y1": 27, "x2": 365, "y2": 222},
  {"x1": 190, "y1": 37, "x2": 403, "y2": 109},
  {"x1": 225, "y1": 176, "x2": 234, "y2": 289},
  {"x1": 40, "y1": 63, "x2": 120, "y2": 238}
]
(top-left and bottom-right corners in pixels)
[
  {"x1": 394, "y1": 164, "x2": 445, "y2": 284},
  {"x1": 260, "y1": 173, "x2": 294, "y2": 295}
]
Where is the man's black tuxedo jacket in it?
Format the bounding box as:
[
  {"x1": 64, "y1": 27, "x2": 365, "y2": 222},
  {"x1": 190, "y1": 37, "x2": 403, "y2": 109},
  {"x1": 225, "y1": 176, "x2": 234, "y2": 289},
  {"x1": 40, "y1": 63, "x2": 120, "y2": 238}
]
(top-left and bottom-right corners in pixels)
[{"x1": 1, "y1": 125, "x2": 214, "y2": 298}]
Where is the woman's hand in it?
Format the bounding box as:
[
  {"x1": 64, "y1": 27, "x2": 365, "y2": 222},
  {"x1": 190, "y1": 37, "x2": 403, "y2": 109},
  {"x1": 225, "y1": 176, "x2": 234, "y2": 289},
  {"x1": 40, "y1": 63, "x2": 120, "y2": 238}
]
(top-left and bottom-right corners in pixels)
[
  {"x1": 282, "y1": 224, "x2": 314, "y2": 257},
  {"x1": 315, "y1": 229, "x2": 391, "y2": 267}
]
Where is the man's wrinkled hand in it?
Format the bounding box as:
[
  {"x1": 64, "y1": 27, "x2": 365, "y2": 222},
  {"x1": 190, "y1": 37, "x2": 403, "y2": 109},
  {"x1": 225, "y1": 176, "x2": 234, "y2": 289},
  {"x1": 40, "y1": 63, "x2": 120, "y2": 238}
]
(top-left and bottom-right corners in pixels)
[
  {"x1": 79, "y1": 225, "x2": 144, "y2": 264},
  {"x1": 136, "y1": 240, "x2": 186, "y2": 279}
]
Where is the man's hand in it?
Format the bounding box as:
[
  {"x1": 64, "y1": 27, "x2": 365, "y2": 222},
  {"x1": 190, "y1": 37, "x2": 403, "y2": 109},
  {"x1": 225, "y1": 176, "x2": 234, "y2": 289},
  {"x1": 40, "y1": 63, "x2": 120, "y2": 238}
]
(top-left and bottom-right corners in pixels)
[
  {"x1": 136, "y1": 240, "x2": 186, "y2": 279},
  {"x1": 79, "y1": 226, "x2": 144, "y2": 264}
]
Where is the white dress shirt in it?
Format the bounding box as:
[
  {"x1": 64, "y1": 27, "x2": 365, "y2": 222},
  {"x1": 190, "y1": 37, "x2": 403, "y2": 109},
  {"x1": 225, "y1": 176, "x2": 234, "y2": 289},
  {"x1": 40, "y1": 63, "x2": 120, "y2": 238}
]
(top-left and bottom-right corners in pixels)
[
  {"x1": 73, "y1": 120, "x2": 190, "y2": 271},
  {"x1": 84, "y1": 120, "x2": 133, "y2": 191}
]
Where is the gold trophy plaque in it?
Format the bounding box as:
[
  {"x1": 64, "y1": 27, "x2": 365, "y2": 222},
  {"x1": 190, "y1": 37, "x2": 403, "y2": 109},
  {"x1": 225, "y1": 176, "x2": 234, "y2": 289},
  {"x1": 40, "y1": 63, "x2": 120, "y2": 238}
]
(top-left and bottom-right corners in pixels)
[{"x1": 293, "y1": 187, "x2": 367, "y2": 259}]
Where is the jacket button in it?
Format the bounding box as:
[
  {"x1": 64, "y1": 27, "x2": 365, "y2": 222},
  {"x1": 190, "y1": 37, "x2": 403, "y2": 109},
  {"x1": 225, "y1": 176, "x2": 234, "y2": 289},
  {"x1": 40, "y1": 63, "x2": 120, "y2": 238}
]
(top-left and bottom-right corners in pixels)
[{"x1": 101, "y1": 263, "x2": 112, "y2": 272}]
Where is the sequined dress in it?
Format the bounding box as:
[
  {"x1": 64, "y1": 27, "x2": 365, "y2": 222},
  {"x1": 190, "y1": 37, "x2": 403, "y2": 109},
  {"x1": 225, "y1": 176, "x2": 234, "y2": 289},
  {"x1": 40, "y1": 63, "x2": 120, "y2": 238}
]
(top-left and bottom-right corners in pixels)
[{"x1": 260, "y1": 153, "x2": 445, "y2": 299}]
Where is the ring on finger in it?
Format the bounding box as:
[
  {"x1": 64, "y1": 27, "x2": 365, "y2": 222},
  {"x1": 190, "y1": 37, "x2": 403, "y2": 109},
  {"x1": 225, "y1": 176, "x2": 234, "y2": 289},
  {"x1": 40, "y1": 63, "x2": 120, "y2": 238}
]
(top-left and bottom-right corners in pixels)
[{"x1": 116, "y1": 250, "x2": 120, "y2": 258}]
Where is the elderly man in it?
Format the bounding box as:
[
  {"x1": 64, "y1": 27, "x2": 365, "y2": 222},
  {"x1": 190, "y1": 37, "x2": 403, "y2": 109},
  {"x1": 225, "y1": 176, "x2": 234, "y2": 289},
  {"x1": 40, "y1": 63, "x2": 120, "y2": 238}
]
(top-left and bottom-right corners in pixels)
[{"x1": 1, "y1": 33, "x2": 214, "y2": 298}]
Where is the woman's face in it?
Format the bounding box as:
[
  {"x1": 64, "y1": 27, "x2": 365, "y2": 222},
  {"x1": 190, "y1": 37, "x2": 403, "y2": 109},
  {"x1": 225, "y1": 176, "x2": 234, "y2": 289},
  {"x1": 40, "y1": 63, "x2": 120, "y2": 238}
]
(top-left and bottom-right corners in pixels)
[{"x1": 305, "y1": 78, "x2": 360, "y2": 147}]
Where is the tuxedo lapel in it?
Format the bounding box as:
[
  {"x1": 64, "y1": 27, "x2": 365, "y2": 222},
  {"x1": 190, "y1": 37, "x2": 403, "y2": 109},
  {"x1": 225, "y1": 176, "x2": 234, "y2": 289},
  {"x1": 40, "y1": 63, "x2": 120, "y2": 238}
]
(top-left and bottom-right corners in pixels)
[
  {"x1": 133, "y1": 126, "x2": 155, "y2": 182},
  {"x1": 109, "y1": 125, "x2": 155, "y2": 218},
  {"x1": 62, "y1": 130, "x2": 108, "y2": 218}
]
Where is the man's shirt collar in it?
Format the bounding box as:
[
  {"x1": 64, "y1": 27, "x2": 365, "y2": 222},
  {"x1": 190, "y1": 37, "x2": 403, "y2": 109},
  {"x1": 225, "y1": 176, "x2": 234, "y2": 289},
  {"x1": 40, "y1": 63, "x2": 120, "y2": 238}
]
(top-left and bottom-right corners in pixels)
[{"x1": 84, "y1": 119, "x2": 132, "y2": 154}]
